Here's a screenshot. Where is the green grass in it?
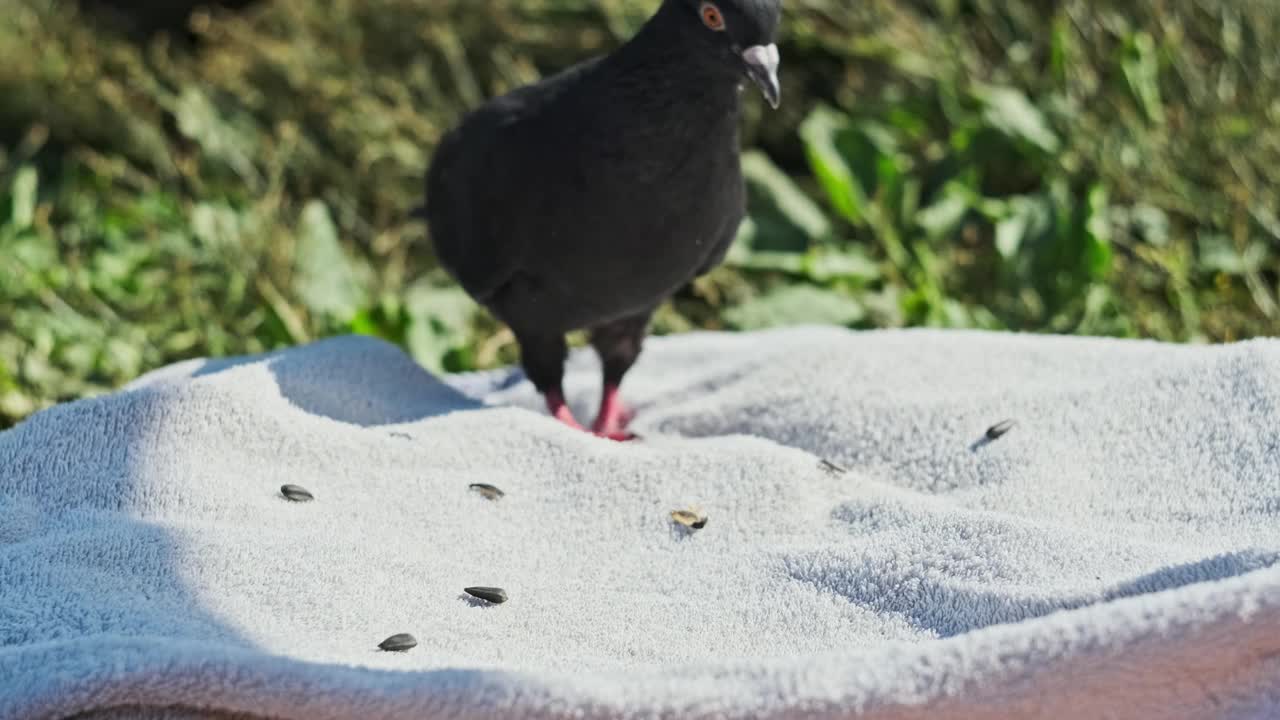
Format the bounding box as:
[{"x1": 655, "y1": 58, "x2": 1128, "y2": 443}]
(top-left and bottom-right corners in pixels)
[{"x1": 2, "y1": 0, "x2": 1279, "y2": 428}]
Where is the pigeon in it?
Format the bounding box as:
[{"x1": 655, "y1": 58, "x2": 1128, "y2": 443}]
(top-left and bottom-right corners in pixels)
[{"x1": 423, "y1": 0, "x2": 782, "y2": 440}]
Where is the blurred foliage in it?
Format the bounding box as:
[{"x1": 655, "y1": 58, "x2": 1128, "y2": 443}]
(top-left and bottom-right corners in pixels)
[{"x1": 2, "y1": 0, "x2": 1279, "y2": 427}]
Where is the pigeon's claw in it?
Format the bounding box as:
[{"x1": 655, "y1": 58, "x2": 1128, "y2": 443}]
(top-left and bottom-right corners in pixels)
[
  {"x1": 594, "y1": 429, "x2": 637, "y2": 442},
  {"x1": 546, "y1": 389, "x2": 636, "y2": 442},
  {"x1": 590, "y1": 384, "x2": 634, "y2": 438},
  {"x1": 546, "y1": 390, "x2": 586, "y2": 431}
]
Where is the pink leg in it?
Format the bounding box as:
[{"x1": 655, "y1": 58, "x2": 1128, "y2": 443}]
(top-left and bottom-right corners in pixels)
[
  {"x1": 545, "y1": 389, "x2": 633, "y2": 441},
  {"x1": 545, "y1": 390, "x2": 585, "y2": 431},
  {"x1": 591, "y1": 384, "x2": 635, "y2": 441}
]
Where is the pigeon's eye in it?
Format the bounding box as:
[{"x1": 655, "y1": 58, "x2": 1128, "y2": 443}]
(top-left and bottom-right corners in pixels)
[{"x1": 700, "y1": 2, "x2": 726, "y2": 32}]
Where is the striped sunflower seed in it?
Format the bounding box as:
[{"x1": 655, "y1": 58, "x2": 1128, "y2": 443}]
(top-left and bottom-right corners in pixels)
[
  {"x1": 464, "y1": 586, "x2": 508, "y2": 604},
  {"x1": 280, "y1": 484, "x2": 314, "y2": 502}
]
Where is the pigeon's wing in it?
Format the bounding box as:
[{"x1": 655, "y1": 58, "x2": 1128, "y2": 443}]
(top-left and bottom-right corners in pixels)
[
  {"x1": 425, "y1": 57, "x2": 606, "y2": 303},
  {"x1": 694, "y1": 176, "x2": 748, "y2": 277},
  {"x1": 424, "y1": 114, "x2": 529, "y2": 303}
]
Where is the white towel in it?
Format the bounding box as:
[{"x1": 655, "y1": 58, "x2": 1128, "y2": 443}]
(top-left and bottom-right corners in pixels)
[{"x1": 2, "y1": 326, "x2": 1278, "y2": 719}]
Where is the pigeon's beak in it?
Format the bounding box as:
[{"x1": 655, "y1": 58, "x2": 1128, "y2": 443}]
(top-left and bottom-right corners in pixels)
[{"x1": 742, "y1": 44, "x2": 781, "y2": 110}]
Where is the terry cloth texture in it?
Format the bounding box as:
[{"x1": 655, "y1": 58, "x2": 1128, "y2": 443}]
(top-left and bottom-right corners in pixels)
[{"x1": 2, "y1": 326, "x2": 1278, "y2": 719}]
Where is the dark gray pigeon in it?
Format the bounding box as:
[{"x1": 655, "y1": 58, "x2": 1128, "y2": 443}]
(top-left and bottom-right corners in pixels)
[{"x1": 423, "y1": 0, "x2": 782, "y2": 440}]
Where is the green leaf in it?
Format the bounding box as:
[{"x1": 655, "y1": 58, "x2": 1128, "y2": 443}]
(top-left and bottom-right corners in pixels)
[
  {"x1": 1129, "y1": 204, "x2": 1170, "y2": 247},
  {"x1": 914, "y1": 190, "x2": 970, "y2": 239},
  {"x1": 803, "y1": 246, "x2": 881, "y2": 283},
  {"x1": 725, "y1": 244, "x2": 807, "y2": 274},
  {"x1": 995, "y1": 211, "x2": 1028, "y2": 260},
  {"x1": 724, "y1": 284, "x2": 865, "y2": 330},
  {"x1": 975, "y1": 85, "x2": 1060, "y2": 154},
  {"x1": 172, "y1": 87, "x2": 260, "y2": 182},
  {"x1": 294, "y1": 200, "x2": 369, "y2": 323},
  {"x1": 404, "y1": 281, "x2": 475, "y2": 373},
  {"x1": 994, "y1": 195, "x2": 1054, "y2": 259},
  {"x1": 799, "y1": 106, "x2": 867, "y2": 224},
  {"x1": 1198, "y1": 234, "x2": 1262, "y2": 275},
  {"x1": 1083, "y1": 184, "x2": 1113, "y2": 279},
  {"x1": 741, "y1": 150, "x2": 832, "y2": 244},
  {"x1": 1122, "y1": 32, "x2": 1165, "y2": 125},
  {"x1": 10, "y1": 166, "x2": 37, "y2": 231},
  {"x1": 190, "y1": 202, "x2": 241, "y2": 251},
  {"x1": 726, "y1": 240, "x2": 880, "y2": 284}
]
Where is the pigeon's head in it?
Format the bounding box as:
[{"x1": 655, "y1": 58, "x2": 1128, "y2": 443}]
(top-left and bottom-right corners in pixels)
[{"x1": 677, "y1": 0, "x2": 783, "y2": 109}]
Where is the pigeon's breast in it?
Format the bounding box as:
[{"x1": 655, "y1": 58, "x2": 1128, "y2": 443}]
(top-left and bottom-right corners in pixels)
[{"x1": 522, "y1": 135, "x2": 745, "y2": 322}]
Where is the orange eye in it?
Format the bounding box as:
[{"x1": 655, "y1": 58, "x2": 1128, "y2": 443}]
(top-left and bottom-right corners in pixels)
[{"x1": 700, "y1": 2, "x2": 726, "y2": 31}]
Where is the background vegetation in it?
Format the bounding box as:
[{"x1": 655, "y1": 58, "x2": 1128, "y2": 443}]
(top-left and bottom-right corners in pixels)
[{"x1": 2, "y1": 0, "x2": 1279, "y2": 428}]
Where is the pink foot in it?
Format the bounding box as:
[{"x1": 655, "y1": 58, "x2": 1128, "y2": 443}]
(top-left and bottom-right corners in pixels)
[
  {"x1": 546, "y1": 390, "x2": 634, "y2": 442},
  {"x1": 591, "y1": 384, "x2": 636, "y2": 440},
  {"x1": 545, "y1": 390, "x2": 585, "y2": 431}
]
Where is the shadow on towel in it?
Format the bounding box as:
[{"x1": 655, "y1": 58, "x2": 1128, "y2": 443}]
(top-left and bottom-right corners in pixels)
[{"x1": 191, "y1": 335, "x2": 483, "y2": 427}]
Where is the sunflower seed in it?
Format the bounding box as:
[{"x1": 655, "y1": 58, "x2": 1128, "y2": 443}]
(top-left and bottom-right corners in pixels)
[
  {"x1": 469, "y1": 483, "x2": 505, "y2": 501},
  {"x1": 985, "y1": 419, "x2": 1017, "y2": 441},
  {"x1": 280, "y1": 484, "x2": 314, "y2": 502},
  {"x1": 464, "y1": 586, "x2": 508, "y2": 604},
  {"x1": 378, "y1": 633, "x2": 417, "y2": 652},
  {"x1": 671, "y1": 509, "x2": 708, "y2": 530},
  {"x1": 818, "y1": 459, "x2": 847, "y2": 475}
]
